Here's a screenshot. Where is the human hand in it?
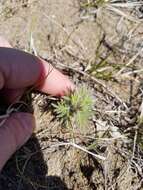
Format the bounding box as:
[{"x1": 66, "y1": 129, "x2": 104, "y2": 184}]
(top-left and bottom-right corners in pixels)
[{"x1": 0, "y1": 37, "x2": 74, "y2": 171}]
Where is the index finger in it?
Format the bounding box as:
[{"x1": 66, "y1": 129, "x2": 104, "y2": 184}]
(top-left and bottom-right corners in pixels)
[{"x1": 0, "y1": 47, "x2": 74, "y2": 96}]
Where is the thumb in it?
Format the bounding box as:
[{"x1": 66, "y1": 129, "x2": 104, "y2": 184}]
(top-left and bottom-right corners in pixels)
[{"x1": 0, "y1": 112, "x2": 35, "y2": 171}]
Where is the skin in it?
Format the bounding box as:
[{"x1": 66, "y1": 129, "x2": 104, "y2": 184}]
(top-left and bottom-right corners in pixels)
[{"x1": 0, "y1": 37, "x2": 74, "y2": 171}]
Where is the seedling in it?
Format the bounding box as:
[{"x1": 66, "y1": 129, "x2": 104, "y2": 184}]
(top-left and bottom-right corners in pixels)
[{"x1": 53, "y1": 86, "x2": 94, "y2": 130}]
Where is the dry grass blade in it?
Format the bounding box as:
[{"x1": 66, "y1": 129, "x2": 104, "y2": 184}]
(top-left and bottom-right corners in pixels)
[
  {"x1": 106, "y1": 4, "x2": 141, "y2": 23},
  {"x1": 0, "y1": 101, "x2": 30, "y2": 127},
  {"x1": 110, "y1": 2, "x2": 143, "y2": 8},
  {"x1": 50, "y1": 142, "x2": 106, "y2": 160},
  {"x1": 115, "y1": 48, "x2": 143, "y2": 76}
]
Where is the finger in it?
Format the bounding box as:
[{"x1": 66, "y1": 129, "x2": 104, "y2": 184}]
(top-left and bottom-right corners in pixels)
[
  {"x1": 0, "y1": 113, "x2": 35, "y2": 171},
  {"x1": 0, "y1": 48, "x2": 42, "y2": 89},
  {"x1": 0, "y1": 37, "x2": 25, "y2": 103},
  {"x1": 36, "y1": 59, "x2": 75, "y2": 96},
  {"x1": 0, "y1": 47, "x2": 74, "y2": 96}
]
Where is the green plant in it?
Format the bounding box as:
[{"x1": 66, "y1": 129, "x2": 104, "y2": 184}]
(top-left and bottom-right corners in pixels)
[{"x1": 53, "y1": 86, "x2": 94, "y2": 129}]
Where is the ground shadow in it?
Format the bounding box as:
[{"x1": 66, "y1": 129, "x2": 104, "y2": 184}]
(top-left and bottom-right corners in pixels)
[{"x1": 0, "y1": 135, "x2": 69, "y2": 190}]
